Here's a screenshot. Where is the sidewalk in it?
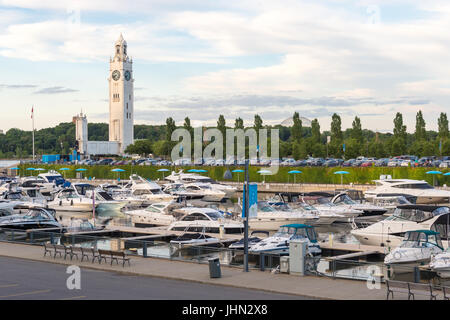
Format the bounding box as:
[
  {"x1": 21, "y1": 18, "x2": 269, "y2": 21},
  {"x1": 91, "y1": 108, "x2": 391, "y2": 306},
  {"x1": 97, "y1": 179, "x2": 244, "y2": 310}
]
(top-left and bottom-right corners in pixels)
[{"x1": 0, "y1": 242, "x2": 437, "y2": 300}]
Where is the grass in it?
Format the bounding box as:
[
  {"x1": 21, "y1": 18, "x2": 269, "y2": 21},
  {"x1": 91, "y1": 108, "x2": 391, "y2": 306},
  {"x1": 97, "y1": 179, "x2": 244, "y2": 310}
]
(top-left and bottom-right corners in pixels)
[{"x1": 17, "y1": 165, "x2": 450, "y2": 186}]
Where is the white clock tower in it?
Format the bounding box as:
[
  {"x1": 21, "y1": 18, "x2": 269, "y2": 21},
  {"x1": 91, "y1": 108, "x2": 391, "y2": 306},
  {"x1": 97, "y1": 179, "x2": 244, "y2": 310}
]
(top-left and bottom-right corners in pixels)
[{"x1": 109, "y1": 33, "x2": 134, "y2": 154}]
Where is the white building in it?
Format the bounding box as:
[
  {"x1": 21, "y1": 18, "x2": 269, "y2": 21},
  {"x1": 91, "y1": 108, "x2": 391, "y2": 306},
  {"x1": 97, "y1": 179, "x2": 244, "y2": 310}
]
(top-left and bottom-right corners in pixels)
[{"x1": 74, "y1": 34, "x2": 134, "y2": 156}]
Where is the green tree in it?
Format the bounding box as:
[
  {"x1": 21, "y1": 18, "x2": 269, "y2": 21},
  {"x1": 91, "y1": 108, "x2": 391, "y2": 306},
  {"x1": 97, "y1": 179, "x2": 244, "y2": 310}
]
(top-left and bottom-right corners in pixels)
[
  {"x1": 165, "y1": 117, "x2": 176, "y2": 141},
  {"x1": 234, "y1": 118, "x2": 244, "y2": 130},
  {"x1": 217, "y1": 115, "x2": 226, "y2": 137},
  {"x1": 330, "y1": 113, "x2": 343, "y2": 143},
  {"x1": 393, "y1": 112, "x2": 407, "y2": 142},
  {"x1": 183, "y1": 117, "x2": 193, "y2": 135},
  {"x1": 125, "y1": 139, "x2": 153, "y2": 156},
  {"x1": 291, "y1": 112, "x2": 302, "y2": 142},
  {"x1": 415, "y1": 110, "x2": 426, "y2": 141},
  {"x1": 311, "y1": 119, "x2": 321, "y2": 144},
  {"x1": 438, "y1": 112, "x2": 449, "y2": 140},
  {"x1": 351, "y1": 116, "x2": 363, "y2": 144}
]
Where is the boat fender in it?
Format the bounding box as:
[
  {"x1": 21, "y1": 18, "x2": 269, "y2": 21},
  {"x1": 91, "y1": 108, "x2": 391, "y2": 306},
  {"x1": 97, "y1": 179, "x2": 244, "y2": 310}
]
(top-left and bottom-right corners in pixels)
[
  {"x1": 59, "y1": 200, "x2": 62, "y2": 206},
  {"x1": 71, "y1": 200, "x2": 73, "y2": 206}
]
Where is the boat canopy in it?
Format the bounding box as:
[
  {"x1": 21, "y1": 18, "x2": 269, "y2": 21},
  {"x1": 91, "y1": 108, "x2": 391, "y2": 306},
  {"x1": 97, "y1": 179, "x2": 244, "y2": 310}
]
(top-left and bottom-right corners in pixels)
[{"x1": 401, "y1": 230, "x2": 443, "y2": 250}]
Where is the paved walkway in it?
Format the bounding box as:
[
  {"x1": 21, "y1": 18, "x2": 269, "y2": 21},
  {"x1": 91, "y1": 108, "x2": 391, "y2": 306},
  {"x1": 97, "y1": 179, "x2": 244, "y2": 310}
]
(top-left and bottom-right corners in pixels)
[{"x1": 0, "y1": 242, "x2": 442, "y2": 300}]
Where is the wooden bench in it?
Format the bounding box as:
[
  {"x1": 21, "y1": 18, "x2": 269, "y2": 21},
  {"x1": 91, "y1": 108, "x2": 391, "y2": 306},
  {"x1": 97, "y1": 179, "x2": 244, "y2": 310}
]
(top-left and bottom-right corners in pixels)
[
  {"x1": 43, "y1": 242, "x2": 54, "y2": 257},
  {"x1": 386, "y1": 280, "x2": 437, "y2": 300},
  {"x1": 53, "y1": 244, "x2": 65, "y2": 259},
  {"x1": 109, "y1": 250, "x2": 131, "y2": 267},
  {"x1": 71, "y1": 246, "x2": 88, "y2": 261},
  {"x1": 97, "y1": 249, "x2": 110, "y2": 264}
]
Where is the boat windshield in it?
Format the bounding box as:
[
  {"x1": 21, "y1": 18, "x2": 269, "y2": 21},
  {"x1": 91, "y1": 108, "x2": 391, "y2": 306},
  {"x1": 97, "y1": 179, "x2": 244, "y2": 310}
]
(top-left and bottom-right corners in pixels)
[
  {"x1": 45, "y1": 175, "x2": 63, "y2": 183},
  {"x1": 298, "y1": 203, "x2": 316, "y2": 211},
  {"x1": 400, "y1": 232, "x2": 443, "y2": 249},
  {"x1": 258, "y1": 202, "x2": 276, "y2": 212},
  {"x1": 334, "y1": 194, "x2": 356, "y2": 205},
  {"x1": 145, "y1": 206, "x2": 161, "y2": 213},
  {"x1": 386, "y1": 208, "x2": 435, "y2": 222},
  {"x1": 274, "y1": 226, "x2": 316, "y2": 242},
  {"x1": 392, "y1": 183, "x2": 433, "y2": 189},
  {"x1": 23, "y1": 210, "x2": 51, "y2": 220},
  {"x1": 59, "y1": 190, "x2": 80, "y2": 199},
  {"x1": 204, "y1": 211, "x2": 222, "y2": 220}
]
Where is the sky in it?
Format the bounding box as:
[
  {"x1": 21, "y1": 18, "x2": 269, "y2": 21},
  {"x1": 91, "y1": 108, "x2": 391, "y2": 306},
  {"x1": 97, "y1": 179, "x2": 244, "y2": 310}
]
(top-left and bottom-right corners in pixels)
[{"x1": 0, "y1": 0, "x2": 449, "y2": 133}]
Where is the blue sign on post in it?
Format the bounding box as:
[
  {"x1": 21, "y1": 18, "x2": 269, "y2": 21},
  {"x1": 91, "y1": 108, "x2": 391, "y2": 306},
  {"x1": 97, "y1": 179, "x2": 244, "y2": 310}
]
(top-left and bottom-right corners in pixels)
[{"x1": 242, "y1": 183, "x2": 258, "y2": 218}]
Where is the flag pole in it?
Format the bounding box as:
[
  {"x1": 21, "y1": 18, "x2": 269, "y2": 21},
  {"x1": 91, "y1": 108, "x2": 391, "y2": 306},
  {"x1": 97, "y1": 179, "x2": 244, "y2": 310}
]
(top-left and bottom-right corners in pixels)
[{"x1": 32, "y1": 106, "x2": 35, "y2": 162}]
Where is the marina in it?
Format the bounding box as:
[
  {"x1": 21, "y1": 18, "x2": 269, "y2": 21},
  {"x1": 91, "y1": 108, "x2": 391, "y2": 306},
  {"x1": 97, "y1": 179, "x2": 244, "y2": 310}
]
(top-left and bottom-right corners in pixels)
[
  {"x1": 0, "y1": 168, "x2": 449, "y2": 291},
  {"x1": 1, "y1": 3, "x2": 450, "y2": 305}
]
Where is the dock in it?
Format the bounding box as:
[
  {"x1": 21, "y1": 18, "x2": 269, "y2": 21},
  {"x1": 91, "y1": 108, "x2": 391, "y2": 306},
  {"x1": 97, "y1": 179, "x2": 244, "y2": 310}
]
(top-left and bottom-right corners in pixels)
[
  {"x1": 324, "y1": 250, "x2": 381, "y2": 261},
  {"x1": 320, "y1": 241, "x2": 388, "y2": 255},
  {"x1": 105, "y1": 225, "x2": 242, "y2": 242}
]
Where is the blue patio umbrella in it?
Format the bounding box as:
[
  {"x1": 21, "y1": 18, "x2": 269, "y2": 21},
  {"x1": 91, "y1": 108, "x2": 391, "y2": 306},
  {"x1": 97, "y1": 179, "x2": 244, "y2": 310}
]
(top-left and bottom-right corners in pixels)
[
  {"x1": 232, "y1": 169, "x2": 244, "y2": 183},
  {"x1": 59, "y1": 167, "x2": 71, "y2": 178},
  {"x1": 426, "y1": 170, "x2": 442, "y2": 186},
  {"x1": 187, "y1": 169, "x2": 199, "y2": 173},
  {"x1": 111, "y1": 168, "x2": 125, "y2": 180},
  {"x1": 258, "y1": 169, "x2": 272, "y2": 183},
  {"x1": 157, "y1": 168, "x2": 170, "y2": 179},
  {"x1": 75, "y1": 168, "x2": 87, "y2": 179},
  {"x1": 444, "y1": 172, "x2": 450, "y2": 176},
  {"x1": 26, "y1": 167, "x2": 35, "y2": 176},
  {"x1": 35, "y1": 168, "x2": 46, "y2": 171},
  {"x1": 288, "y1": 170, "x2": 302, "y2": 184},
  {"x1": 334, "y1": 170, "x2": 349, "y2": 185},
  {"x1": 196, "y1": 169, "x2": 208, "y2": 173}
]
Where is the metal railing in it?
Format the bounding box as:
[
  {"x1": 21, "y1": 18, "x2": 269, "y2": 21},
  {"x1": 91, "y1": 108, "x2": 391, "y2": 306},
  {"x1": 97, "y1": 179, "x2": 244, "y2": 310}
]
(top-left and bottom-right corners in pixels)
[{"x1": 0, "y1": 227, "x2": 280, "y2": 270}]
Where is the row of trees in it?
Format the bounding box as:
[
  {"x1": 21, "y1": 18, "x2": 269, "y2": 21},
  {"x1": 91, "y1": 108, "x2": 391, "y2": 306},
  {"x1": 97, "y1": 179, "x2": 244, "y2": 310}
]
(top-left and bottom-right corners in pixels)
[
  {"x1": 125, "y1": 111, "x2": 450, "y2": 159},
  {"x1": 2, "y1": 111, "x2": 449, "y2": 159}
]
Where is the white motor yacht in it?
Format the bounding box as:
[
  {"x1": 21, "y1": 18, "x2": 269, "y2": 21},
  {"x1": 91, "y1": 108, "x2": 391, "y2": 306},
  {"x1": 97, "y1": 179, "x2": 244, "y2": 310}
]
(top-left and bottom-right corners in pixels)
[
  {"x1": 331, "y1": 192, "x2": 387, "y2": 217},
  {"x1": 429, "y1": 248, "x2": 450, "y2": 278},
  {"x1": 167, "y1": 207, "x2": 244, "y2": 234},
  {"x1": 271, "y1": 201, "x2": 344, "y2": 226},
  {"x1": 100, "y1": 183, "x2": 147, "y2": 207},
  {"x1": 365, "y1": 179, "x2": 450, "y2": 204},
  {"x1": 20, "y1": 176, "x2": 56, "y2": 197},
  {"x1": 249, "y1": 224, "x2": 322, "y2": 256},
  {"x1": 165, "y1": 170, "x2": 236, "y2": 198},
  {"x1": 127, "y1": 174, "x2": 176, "y2": 203},
  {"x1": 37, "y1": 170, "x2": 66, "y2": 187},
  {"x1": 351, "y1": 205, "x2": 450, "y2": 249},
  {"x1": 183, "y1": 183, "x2": 226, "y2": 202},
  {"x1": 48, "y1": 183, "x2": 126, "y2": 215},
  {"x1": 0, "y1": 206, "x2": 62, "y2": 231},
  {"x1": 125, "y1": 201, "x2": 181, "y2": 227},
  {"x1": 247, "y1": 201, "x2": 320, "y2": 231},
  {"x1": 384, "y1": 230, "x2": 444, "y2": 273},
  {"x1": 299, "y1": 195, "x2": 362, "y2": 223},
  {"x1": 367, "y1": 194, "x2": 416, "y2": 215}
]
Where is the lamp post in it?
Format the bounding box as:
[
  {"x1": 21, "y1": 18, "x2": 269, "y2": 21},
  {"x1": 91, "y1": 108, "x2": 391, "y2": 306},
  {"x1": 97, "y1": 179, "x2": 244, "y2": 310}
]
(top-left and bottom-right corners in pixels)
[{"x1": 243, "y1": 160, "x2": 249, "y2": 273}]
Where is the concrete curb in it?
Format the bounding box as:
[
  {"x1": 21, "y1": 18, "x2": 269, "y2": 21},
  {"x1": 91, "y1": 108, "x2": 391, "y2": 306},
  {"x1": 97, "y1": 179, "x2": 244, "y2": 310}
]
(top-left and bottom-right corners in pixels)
[{"x1": 0, "y1": 244, "x2": 335, "y2": 300}]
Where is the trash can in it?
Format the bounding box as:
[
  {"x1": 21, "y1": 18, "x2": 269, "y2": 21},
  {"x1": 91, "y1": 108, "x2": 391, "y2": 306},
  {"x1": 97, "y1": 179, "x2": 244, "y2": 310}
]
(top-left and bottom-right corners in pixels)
[{"x1": 208, "y1": 257, "x2": 221, "y2": 278}]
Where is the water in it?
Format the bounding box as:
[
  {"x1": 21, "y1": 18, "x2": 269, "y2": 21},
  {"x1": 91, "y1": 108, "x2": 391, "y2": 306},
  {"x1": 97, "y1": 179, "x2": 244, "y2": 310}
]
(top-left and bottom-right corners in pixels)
[{"x1": 0, "y1": 160, "x2": 20, "y2": 168}]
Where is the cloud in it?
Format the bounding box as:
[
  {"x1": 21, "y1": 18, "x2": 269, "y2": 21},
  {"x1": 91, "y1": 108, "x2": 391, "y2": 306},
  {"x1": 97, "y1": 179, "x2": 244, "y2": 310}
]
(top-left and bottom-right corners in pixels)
[
  {"x1": 0, "y1": 84, "x2": 37, "y2": 89},
  {"x1": 34, "y1": 86, "x2": 78, "y2": 94}
]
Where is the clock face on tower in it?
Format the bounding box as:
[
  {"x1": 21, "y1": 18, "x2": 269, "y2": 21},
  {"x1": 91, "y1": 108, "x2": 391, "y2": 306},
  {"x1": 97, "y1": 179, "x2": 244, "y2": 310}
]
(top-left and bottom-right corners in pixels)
[
  {"x1": 125, "y1": 70, "x2": 131, "y2": 81},
  {"x1": 112, "y1": 70, "x2": 120, "y2": 81}
]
